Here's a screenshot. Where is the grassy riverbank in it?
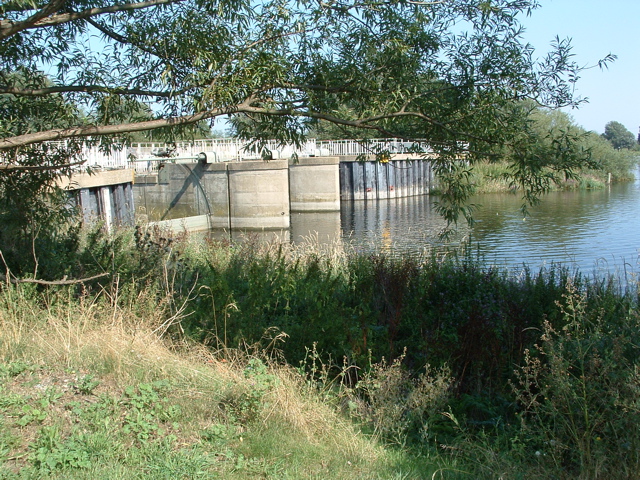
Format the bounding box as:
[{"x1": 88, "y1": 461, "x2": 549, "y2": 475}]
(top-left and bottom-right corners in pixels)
[
  {"x1": 0, "y1": 284, "x2": 434, "y2": 479},
  {"x1": 1, "y1": 230, "x2": 640, "y2": 478},
  {"x1": 465, "y1": 158, "x2": 637, "y2": 195}
]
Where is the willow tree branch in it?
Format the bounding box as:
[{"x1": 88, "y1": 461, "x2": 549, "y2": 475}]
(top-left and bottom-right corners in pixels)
[
  {"x1": 0, "y1": 78, "x2": 464, "y2": 102},
  {"x1": 84, "y1": 17, "x2": 171, "y2": 63},
  {"x1": 0, "y1": 92, "x2": 499, "y2": 150},
  {"x1": 0, "y1": 104, "x2": 400, "y2": 150},
  {"x1": 0, "y1": 0, "x2": 66, "y2": 40},
  {"x1": 0, "y1": 84, "x2": 187, "y2": 98},
  {"x1": 0, "y1": 0, "x2": 183, "y2": 39},
  {"x1": 0, "y1": 160, "x2": 86, "y2": 171},
  {"x1": 0, "y1": 102, "x2": 249, "y2": 150},
  {"x1": 240, "y1": 104, "x2": 495, "y2": 144}
]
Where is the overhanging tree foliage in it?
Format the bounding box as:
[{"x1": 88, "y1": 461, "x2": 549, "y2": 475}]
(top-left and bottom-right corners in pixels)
[
  {"x1": 0, "y1": 0, "x2": 613, "y2": 227},
  {"x1": 0, "y1": 69, "x2": 86, "y2": 278}
]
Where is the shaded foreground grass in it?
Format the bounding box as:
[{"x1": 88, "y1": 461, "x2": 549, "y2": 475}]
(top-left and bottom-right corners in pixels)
[{"x1": 0, "y1": 284, "x2": 443, "y2": 479}]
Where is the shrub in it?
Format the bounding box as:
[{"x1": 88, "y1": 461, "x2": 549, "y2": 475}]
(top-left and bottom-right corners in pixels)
[{"x1": 219, "y1": 358, "x2": 279, "y2": 424}]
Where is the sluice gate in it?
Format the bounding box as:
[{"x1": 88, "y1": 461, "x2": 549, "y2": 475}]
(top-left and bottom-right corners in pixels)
[{"x1": 338, "y1": 155, "x2": 434, "y2": 200}]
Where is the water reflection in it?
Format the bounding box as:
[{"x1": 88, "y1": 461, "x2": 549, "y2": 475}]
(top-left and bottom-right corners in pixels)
[
  {"x1": 338, "y1": 197, "x2": 467, "y2": 257},
  {"x1": 290, "y1": 211, "x2": 341, "y2": 244},
  {"x1": 208, "y1": 228, "x2": 291, "y2": 244},
  {"x1": 467, "y1": 184, "x2": 640, "y2": 277},
  {"x1": 291, "y1": 176, "x2": 640, "y2": 278}
]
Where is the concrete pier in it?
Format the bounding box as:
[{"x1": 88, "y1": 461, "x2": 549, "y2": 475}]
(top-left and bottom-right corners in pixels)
[
  {"x1": 289, "y1": 156, "x2": 341, "y2": 212},
  {"x1": 228, "y1": 160, "x2": 290, "y2": 229}
]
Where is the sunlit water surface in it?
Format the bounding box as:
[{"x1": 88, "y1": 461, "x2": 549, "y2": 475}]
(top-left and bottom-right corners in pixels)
[{"x1": 289, "y1": 170, "x2": 640, "y2": 281}]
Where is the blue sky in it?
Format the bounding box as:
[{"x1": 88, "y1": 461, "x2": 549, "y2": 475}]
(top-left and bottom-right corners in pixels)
[{"x1": 521, "y1": 0, "x2": 639, "y2": 135}]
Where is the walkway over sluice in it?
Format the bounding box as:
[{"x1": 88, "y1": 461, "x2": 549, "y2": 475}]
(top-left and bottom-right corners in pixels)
[{"x1": 78, "y1": 138, "x2": 430, "y2": 173}]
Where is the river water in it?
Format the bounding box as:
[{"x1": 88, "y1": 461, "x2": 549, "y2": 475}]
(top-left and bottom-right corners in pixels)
[{"x1": 288, "y1": 169, "x2": 640, "y2": 280}]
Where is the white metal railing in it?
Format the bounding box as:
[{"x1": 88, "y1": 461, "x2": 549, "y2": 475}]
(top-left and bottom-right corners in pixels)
[
  {"x1": 81, "y1": 144, "x2": 129, "y2": 170},
  {"x1": 71, "y1": 138, "x2": 431, "y2": 174},
  {"x1": 316, "y1": 139, "x2": 429, "y2": 156}
]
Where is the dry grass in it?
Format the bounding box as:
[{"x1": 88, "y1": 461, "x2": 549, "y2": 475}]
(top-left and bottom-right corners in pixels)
[
  {"x1": 0, "y1": 281, "x2": 415, "y2": 478},
  {"x1": 1, "y1": 284, "x2": 180, "y2": 379}
]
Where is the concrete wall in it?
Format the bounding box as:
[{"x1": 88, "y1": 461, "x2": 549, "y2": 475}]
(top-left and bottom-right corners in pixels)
[
  {"x1": 227, "y1": 160, "x2": 290, "y2": 229},
  {"x1": 201, "y1": 164, "x2": 231, "y2": 227},
  {"x1": 288, "y1": 156, "x2": 340, "y2": 212},
  {"x1": 135, "y1": 160, "x2": 292, "y2": 232},
  {"x1": 134, "y1": 162, "x2": 215, "y2": 222},
  {"x1": 133, "y1": 155, "x2": 434, "y2": 233}
]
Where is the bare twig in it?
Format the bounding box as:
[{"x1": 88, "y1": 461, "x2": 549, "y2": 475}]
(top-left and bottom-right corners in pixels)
[
  {"x1": 3, "y1": 272, "x2": 110, "y2": 285},
  {"x1": 152, "y1": 275, "x2": 198, "y2": 337},
  {"x1": 0, "y1": 249, "x2": 11, "y2": 286}
]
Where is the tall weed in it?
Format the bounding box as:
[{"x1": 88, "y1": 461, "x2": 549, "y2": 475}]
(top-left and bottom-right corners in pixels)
[
  {"x1": 512, "y1": 281, "x2": 640, "y2": 478},
  {"x1": 353, "y1": 351, "x2": 453, "y2": 447}
]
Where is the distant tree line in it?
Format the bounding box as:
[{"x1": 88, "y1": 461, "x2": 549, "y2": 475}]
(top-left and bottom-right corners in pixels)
[{"x1": 601, "y1": 120, "x2": 637, "y2": 150}]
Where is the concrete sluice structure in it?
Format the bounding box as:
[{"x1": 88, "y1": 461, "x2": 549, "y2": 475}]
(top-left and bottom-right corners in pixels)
[
  {"x1": 56, "y1": 151, "x2": 436, "y2": 233},
  {"x1": 133, "y1": 154, "x2": 436, "y2": 233},
  {"x1": 134, "y1": 157, "x2": 339, "y2": 232}
]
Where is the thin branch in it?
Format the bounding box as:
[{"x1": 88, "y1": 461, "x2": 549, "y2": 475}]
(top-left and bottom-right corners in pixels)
[
  {"x1": 0, "y1": 77, "x2": 464, "y2": 102},
  {"x1": 274, "y1": 82, "x2": 358, "y2": 95},
  {"x1": 0, "y1": 160, "x2": 86, "y2": 171},
  {"x1": 240, "y1": 104, "x2": 495, "y2": 144},
  {"x1": 238, "y1": 103, "x2": 426, "y2": 141},
  {"x1": 319, "y1": 0, "x2": 443, "y2": 13},
  {"x1": 85, "y1": 17, "x2": 168, "y2": 63},
  {"x1": 0, "y1": 84, "x2": 185, "y2": 98}
]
